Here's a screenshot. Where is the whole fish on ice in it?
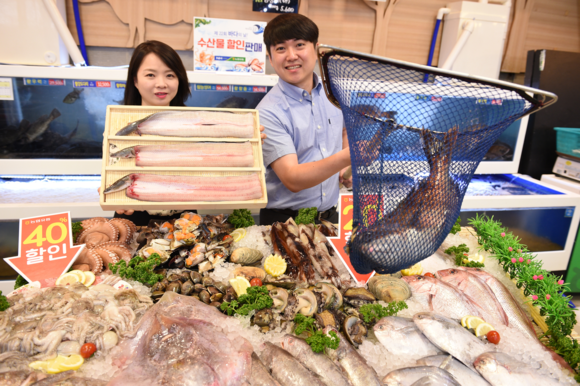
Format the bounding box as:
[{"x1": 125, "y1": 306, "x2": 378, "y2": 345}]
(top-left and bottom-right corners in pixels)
[
  {"x1": 103, "y1": 173, "x2": 263, "y2": 202},
  {"x1": 250, "y1": 352, "x2": 281, "y2": 386},
  {"x1": 413, "y1": 312, "x2": 491, "y2": 371},
  {"x1": 110, "y1": 142, "x2": 254, "y2": 167},
  {"x1": 417, "y1": 355, "x2": 491, "y2": 386},
  {"x1": 116, "y1": 110, "x2": 254, "y2": 138},
  {"x1": 373, "y1": 316, "x2": 441, "y2": 357},
  {"x1": 474, "y1": 352, "x2": 562, "y2": 386},
  {"x1": 382, "y1": 366, "x2": 460, "y2": 386},
  {"x1": 260, "y1": 342, "x2": 326, "y2": 386}
]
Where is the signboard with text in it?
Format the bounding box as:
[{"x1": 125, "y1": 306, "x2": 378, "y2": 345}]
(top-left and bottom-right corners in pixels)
[
  {"x1": 252, "y1": 0, "x2": 299, "y2": 13},
  {"x1": 328, "y1": 194, "x2": 375, "y2": 284},
  {"x1": 4, "y1": 212, "x2": 84, "y2": 284},
  {"x1": 193, "y1": 17, "x2": 266, "y2": 74}
]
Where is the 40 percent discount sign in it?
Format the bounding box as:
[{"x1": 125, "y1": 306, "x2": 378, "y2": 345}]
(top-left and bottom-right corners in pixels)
[{"x1": 4, "y1": 212, "x2": 84, "y2": 284}]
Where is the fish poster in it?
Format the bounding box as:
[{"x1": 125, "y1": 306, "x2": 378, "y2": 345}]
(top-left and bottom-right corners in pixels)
[{"x1": 193, "y1": 17, "x2": 267, "y2": 74}]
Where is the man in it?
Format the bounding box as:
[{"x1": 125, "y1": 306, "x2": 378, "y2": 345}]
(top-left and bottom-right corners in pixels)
[{"x1": 258, "y1": 13, "x2": 351, "y2": 225}]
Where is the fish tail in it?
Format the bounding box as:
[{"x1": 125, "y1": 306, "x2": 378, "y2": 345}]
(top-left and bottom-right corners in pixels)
[{"x1": 50, "y1": 108, "x2": 61, "y2": 119}]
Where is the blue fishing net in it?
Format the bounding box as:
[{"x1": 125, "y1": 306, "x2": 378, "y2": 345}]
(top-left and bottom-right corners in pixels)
[{"x1": 318, "y1": 47, "x2": 555, "y2": 274}]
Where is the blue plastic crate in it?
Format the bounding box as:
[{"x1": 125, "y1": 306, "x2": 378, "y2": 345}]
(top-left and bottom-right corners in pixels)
[{"x1": 555, "y1": 127, "x2": 580, "y2": 158}]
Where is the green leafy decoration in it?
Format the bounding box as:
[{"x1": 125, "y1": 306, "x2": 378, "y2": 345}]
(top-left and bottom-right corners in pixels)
[
  {"x1": 220, "y1": 286, "x2": 273, "y2": 316},
  {"x1": 359, "y1": 301, "x2": 408, "y2": 324},
  {"x1": 295, "y1": 207, "x2": 318, "y2": 225},
  {"x1": 228, "y1": 209, "x2": 255, "y2": 229},
  {"x1": 109, "y1": 254, "x2": 164, "y2": 286},
  {"x1": 0, "y1": 291, "x2": 9, "y2": 311}
]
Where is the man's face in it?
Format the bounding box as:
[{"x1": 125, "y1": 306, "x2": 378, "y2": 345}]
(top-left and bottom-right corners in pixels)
[{"x1": 269, "y1": 39, "x2": 318, "y2": 92}]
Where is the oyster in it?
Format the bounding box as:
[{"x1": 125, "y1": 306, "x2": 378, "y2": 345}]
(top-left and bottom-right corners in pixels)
[
  {"x1": 343, "y1": 287, "x2": 375, "y2": 307},
  {"x1": 368, "y1": 274, "x2": 411, "y2": 302},
  {"x1": 230, "y1": 247, "x2": 263, "y2": 265}
]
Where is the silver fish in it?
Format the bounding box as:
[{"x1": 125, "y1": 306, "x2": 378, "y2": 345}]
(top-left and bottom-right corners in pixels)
[
  {"x1": 401, "y1": 275, "x2": 483, "y2": 320},
  {"x1": 436, "y1": 268, "x2": 509, "y2": 326},
  {"x1": 281, "y1": 334, "x2": 352, "y2": 386},
  {"x1": 63, "y1": 88, "x2": 83, "y2": 104},
  {"x1": 23, "y1": 108, "x2": 61, "y2": 143},
  {"x1": 373, "y1": 316, "x2": 441, "y2": 357},
  {"x1": 412, "y1": 312, "x2": 490, "y2": 371},
  {"x1": 103, "y1": 174, "x2": 132, "y2": 194},
  {"x1": 382, "y1": 366, "x2": 459, "y2": 386},
  {"x1": 323, "y1": 327, "x2": 382, "y2": 386},
  {"x1": 260, "y1": 342, "x2": 326, "y2": 386},
  {"x1": 410, "y1": 374, "x2": 462, "y2": 386},
  {"x1": 474, "y1": 352, "x2": 562, "y2": 386},
  {"x1": 417, "y1": 355, "x2": 491, "y2": 386},
  {"x1": 250, "y1": 352, "x2": 281, "y2": 386},
  {"x1": 110, "y1": 146, "x2": 136, "y2": 159},
  {"x1": 116, "y1": 110, "x2": 254, "y2": 138}
]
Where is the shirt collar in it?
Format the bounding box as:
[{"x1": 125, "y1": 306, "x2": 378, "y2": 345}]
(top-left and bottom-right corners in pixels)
[{"x1": 278, "y1": 72, "x2": 322, "y2": 102}]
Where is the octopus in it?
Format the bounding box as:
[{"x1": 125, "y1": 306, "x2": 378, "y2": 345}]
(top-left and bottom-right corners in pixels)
[{"x1": 71, "y1": 217, "x2": 137, "y2": 274}]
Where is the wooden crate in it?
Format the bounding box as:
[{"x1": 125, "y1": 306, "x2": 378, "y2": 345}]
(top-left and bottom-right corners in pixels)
[{"x1": 100, "y1": 105, "x2": 267, "y2": 211}]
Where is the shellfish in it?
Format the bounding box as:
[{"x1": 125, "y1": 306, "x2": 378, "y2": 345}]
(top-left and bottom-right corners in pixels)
[
  {"x1": 230, "y1": 247, "x2": 263, "y2": 265},
  {"x1": 368, "y1": 274, "x2": 411, "y2": 303}
]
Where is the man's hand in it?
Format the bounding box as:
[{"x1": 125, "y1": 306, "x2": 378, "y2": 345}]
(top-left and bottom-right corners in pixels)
[
  {"x1": 339, "y1": 166, "x2": 352, "y2": 189},
  {"x1": 259, "y1": 125, "x2": 267, "y2": 145}
]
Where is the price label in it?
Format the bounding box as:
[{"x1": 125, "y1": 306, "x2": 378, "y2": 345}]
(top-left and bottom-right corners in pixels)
[
  {"x1": 328, "y1": 194, "x2": 375, "y2": 283},
  {"x1": 4, "y1": 212, "x2": 84, "y2": 284}
]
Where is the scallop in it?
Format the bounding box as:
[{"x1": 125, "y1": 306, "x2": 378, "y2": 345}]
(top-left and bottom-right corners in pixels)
[{"x1": 230, "y1": 247, "x2": 263, "y2": 265}]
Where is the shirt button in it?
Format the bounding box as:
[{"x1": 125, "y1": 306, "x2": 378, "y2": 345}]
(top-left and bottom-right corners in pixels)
[
  {"x1": 323, "y1": 148, "x2": 326, "y2": 151},
  {"x1": 323, "y1": 192, "x2": 326, "y2": 196},
  {"x1": 299, "y1": 99, "x2": 302, "y2": 102},
  {"x1": 317, "y1": 125, "x2": 321, "y2": 129},
  {"x1": 312, "y1": 102, "x2": 315, "y2": 106}
]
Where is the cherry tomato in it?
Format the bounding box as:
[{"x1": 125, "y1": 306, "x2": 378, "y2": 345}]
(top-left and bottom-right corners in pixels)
[
  {"x1": 250, "y1": 278, "x2": 262, "y2": 287},
  {"x1": 80, "y1": 342, "x2": 97, "y2": 359},
  {"x1": 487, "y1": 330, "x2": 501, "y2": 344},
  {"x1": 222, "y1": 234, "x2": 233, "y2": 242},
  {"x1": 424, "y1": 272, "x2": 435, "y2": 278}
]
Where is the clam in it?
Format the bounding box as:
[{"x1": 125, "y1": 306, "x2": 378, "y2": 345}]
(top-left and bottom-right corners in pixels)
[
  {"x1": 152, "y1": 291, "x2": 165, "y2": 302},
  {"x1": 207, "y1": 286, "x2": 220, "y2": 296},
  {"x1": 343, "y1": 287, "x2": 375, "y2": 307},
  {"x1": 202, "y1": 277, "x2": 214, "y2": 287},
  {"x1": 314, "y1": 282, "x2": 343, "y2": 310},
  {"x1": 194, "y1": 283, "x2": 205, "y2": 293},
  {"x1": 210, "y1": 293, "x2": 223, "y2": 302},
  {"x1": 294, "y1": 289, "x2": 318, "y2": 316},
  {"x1": 151, "y1": 281, "x2": 166, "y2": 293},
  {"x1": 166, "y1": 281, "x2": 181, "y2": 294},
  {"x1": 315, "y1": 310, "x2": 337, "y2": 328},
  {"x1": 368, "y1": 274, "x2": 411, "y2": 302},
  {"x1": 232, "y1": 267, "x2": 266, "y2": 281},
  {"x1": 161, "y1": 278, "x2": 170, "y2": 287},
  {"x1": 189, "y1": 271, "x2": 202, "y2": 284},
  {"x1": 181, "y1": 280, "x2": 195, "y2": 296},
  {"x1": 198, "y1": 260, "x2": 212, "y2": 272},
  {"x1": 167, "y1": 273, "x2": 182, "y2": 282},
  {"x1": 269, "y1": 288, "x2": 289, "y2": 313},
  {"x1": 214, "y1": 282, "x2": 227, "y2": 293},
  {"x1": 199, "y1": 290, "x2": 211, "y2": 304},
  {"x1": 253, "y1": 309, "x2": 273, "y2": 327},
  {"x1": 342, "y1": 316, "x2": 367, "y2": 348},
  {"x1": 224, "y1": 286, "x2": 237, "y2": 302},
  {"x1": 209, "y1": 302, "x2": 221, "y2": 308},
  {"x1": 230, "y1": 247, "x2": 263, "y2": 265}
]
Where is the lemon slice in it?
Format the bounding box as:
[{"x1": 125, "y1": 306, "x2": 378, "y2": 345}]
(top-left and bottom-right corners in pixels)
[
  {"x1": 56, "y1": 273, "x2": 81, "y2": 286},
  {"x1": 466, "y1": 316, "x2": 486, "y2": 330},
  {"x1": 230, "y1": 228, "x2": 247, "y2": 243},
  {"x1": 461, "y1": 315, "x2": 476, "y2": 328},
  {"x1": 264, "y1": 254, "x2": 287, "y2": 277},
  {"x1": 468, "y1": 253, "x2": 485, "y2": 264},
  {"x1": 68, "y1": 270, "x2": 86, "y2": 283},
  {"x1": 401, "y1": 262, "x2": 423, "y2": 276},
  {"x1": 29, "y1": 360, "x2": 49, "y2": 371},
  {"x1": 229, "y1": 276, "x2": 251, "y2": 296},
  {"x1": 55, "y1": 354, "x2": 84, "y2": 370},
  {"x1": 46, "y1": 358, "x2": 62, "y2": 374},
  {"x1": 82, "y1": 271, "x2": 96, "y2": 287},
  {"x1": 475, "y1": 323, "x2": 495, "y2": 338}
]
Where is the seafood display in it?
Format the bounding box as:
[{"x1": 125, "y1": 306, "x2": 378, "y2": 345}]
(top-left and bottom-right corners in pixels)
[
  {"x1": 104, "y1": 173, "x2": 263, "y2": 202},
  {"x1": 72, "y1": 217, "x2": 136, "y2": 274},
  {"x1": 0, "y1": 219, "x2": 576, "y2": 386},
  {"x1": 110, "y1": 142, "x2": 254, "y2": 167},
  {"x1": 115, "y1": 110, "x2": 254, "y2": 138}
]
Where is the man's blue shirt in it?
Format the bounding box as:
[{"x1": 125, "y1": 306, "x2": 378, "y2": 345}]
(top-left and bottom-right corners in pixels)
[{"x1": 257, "y1": 73, "x2": 344, "y2": 211}]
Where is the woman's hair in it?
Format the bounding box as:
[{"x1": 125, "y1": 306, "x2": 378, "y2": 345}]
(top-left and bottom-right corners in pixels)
[
  {"x1": 123, "y1": 40, "x2": 191, "y2": 106},
  {"x1": 263, "y1": 14, "x2": 319, "y2": 56}
]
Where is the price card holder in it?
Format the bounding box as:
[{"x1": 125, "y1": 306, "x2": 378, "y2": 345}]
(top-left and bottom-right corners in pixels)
[{"x1": 4, "y1": 212, "x2": 84, "y2": 284}]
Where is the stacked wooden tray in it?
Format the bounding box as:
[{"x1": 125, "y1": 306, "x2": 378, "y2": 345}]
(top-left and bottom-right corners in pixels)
[{"x1": 99, "y1": 105, "x2": 267, "y2": 211}]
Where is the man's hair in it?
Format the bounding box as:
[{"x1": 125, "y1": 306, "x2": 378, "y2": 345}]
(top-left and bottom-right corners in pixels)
[
  {"x1": 264, "y1": 14, "x2": 319, "y2": 56},
  {"x1": 124, "y1": 40, "x2": 191, "y2": 106}
]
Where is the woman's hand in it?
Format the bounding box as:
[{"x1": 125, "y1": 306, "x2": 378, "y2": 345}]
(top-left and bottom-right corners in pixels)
[{"x1": 260, "y1": 125, "x2": 267, "y2": 145}]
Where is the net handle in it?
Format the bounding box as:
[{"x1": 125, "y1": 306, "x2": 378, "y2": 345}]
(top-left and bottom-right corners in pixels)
[{"x1": 317, "y1": 44, "x2": 557, "y2": 118}]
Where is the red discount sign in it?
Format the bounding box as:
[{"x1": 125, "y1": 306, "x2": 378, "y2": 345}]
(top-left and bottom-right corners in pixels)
[
  {"x1": 4, "y1": 212, "x2": 84, "y2": 283},
  {"x1": 328, "y1": 194, "x2": 375, "y2": 284}
]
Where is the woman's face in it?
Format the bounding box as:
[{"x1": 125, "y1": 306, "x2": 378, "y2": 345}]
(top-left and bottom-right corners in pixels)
[{"x1": 134, "y1": 53, "x2": 179, "y2": 106}]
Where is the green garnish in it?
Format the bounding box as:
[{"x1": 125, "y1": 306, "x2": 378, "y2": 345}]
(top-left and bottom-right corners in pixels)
[
  {"x1": 293, "y1": 314, "x2": 340, "y2": 352},
  {"x1": 14, "y1": 275, "x2": 28, "y2": 290},
  {"x1": 359, "y1": 301, "x2": 408, "y2": 324},
  {"x1": 72, "y1": 221, "x2": 84, "y2": 242},
  {"x1": 227, "y1": 209, "x2": 255, "y2": 229},
  {"x1": 220, "y1": 286, "x2": 273, "y2": 316},
  {"x1": 444, "y1": 244, "x2": 485, "y2": 268},
  {"x1": 0, "y1": 291, "x2": 9, "y2": 311},
  {"x1": 109, "y1": 254, "x2": 164, "y2": 286},
  {"x1": 450, "y1": 216, "x2": 461, "y2": 235},
  {"x1": 295, "y1": 207, "x2": 318, "y2": 225}
]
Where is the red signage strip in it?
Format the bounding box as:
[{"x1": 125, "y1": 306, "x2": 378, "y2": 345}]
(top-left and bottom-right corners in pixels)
[{"x1": 4, "y1": 212, "x2": 84, "y2": 283}]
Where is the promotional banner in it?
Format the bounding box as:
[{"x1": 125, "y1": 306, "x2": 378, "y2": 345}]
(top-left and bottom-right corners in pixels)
[
  {"x1": 193, "y1": 17, "x2": 266, "y2": 74},
  {"x1": 252, "y1": 0, "x2": 299, "y2": 13},
  {"x1": 328, "y1": 194, "x2": 376, "y2": 284},
  {"x1": 4, "y1": 212, "x2": 84, "y2": 284}
]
